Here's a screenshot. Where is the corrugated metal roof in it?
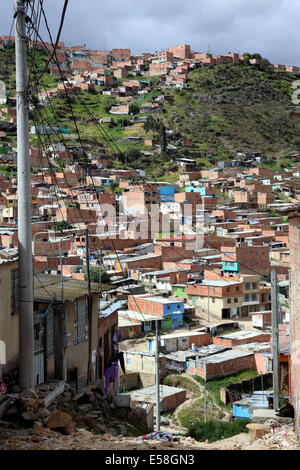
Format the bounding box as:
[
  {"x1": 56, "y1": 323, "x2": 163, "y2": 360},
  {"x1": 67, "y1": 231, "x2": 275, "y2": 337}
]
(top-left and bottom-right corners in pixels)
[
  {"x1": 0, "y1": 248, "x2": 18, "y2": 265},
  {"x1": 34, "y1": 273, "x2": 111, "y2": 302},
  {"x1": 218, "y1": 330, "x2": 268, "y2": 340},
  {"x1": 192, "y1": 349, "x2": 254, "y2": 365}
]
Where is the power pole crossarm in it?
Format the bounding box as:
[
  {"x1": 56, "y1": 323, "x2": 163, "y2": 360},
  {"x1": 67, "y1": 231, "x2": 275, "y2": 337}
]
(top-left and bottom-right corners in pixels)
[{"x1": 15, "y1": 0, "x2": 35, "y2": 391}]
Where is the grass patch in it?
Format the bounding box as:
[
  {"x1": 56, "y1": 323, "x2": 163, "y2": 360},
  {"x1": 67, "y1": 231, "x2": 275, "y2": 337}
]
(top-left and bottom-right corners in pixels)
[
  {"x1": 193, "y1": 370, "x2": 259, "y2": 410},
  {"x1": 162, "y1": 375, "x2": 200, "y2": 398},
  {"x1": 187, "y1": 419, "x2": 251, "y2": 443}
]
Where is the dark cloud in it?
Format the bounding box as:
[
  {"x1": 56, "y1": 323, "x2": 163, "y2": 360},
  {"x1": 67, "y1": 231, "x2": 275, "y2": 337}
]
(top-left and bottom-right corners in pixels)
[{"x1": 0, "y1": 0, "x2": 299, "y2": 65}]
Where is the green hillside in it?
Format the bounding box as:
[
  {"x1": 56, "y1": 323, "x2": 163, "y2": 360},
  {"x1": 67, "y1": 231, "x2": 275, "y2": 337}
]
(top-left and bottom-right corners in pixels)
[
  {"x1": 2, "y1": 48, "x2": 300, "y2": 178},
  {"x1": 162, "y1": 62, "x2": 300, "y2": 159}
]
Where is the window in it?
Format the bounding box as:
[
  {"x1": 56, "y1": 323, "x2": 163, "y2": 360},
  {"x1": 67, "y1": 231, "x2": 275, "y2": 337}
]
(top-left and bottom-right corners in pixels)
[
  {"x1": 252, "y1": 283, "x2": 258, "y2": 290},
  {"x1": 244, "y1": 294, "x2": 250, "y2": 302},
  {"x1": 226, "y1": 287, "x2": 231, "y2": 292},
  {"x1": 11, "y1": 270, "x2": 19, "y2": 315},
  {"x1": 212, "y1": 298, "x2": 215, "y2": 303},
  {"x1": 74, "y1": 298, "x2": 89, "y2": 345},
  {"x1": 245, "y1": 283, "x2": 251, "y2": 290},
  {"x1": 234, "y1": 298, "x2": 238, "y2": 303},
  {"x1": 177, "y1": 304, "x2": 181, "y2": 309},
  {"x1": 227, "y1": 298, "x2": 231, "y2": 304},
  {"x1": 252, "y1": 293, "x2": 257, "y2": 301},
  {"x1": 167, "y1": 305, "x2": 171, "y2": 310},
  {"x1": 235, "y1": 286, "x2": 240, "y2": 292}
]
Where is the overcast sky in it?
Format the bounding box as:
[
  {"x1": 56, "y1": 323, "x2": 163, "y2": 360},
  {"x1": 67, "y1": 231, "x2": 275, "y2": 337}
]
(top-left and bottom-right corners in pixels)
[{"x1": 1, "y1": 0, "x2": 299, "y2": 65}]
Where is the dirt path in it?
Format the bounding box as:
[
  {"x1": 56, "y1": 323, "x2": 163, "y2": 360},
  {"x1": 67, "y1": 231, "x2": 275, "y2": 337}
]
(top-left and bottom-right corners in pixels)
[{"x1": 171, "y1": 374, "x2": 231, "y2": 429}]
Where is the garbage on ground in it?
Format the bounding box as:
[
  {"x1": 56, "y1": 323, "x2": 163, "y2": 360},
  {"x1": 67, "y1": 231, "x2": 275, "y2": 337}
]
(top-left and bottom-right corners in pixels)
[{"x1": 138, "y1": 432, "x2": 180, "y2": 442}]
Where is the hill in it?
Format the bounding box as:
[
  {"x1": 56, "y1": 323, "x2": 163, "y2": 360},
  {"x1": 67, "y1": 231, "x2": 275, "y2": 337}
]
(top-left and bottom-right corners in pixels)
[
  {"x1": 2, "y1": 49, "x2": 300, "y2": 178},
  {"x1": 162, "y1": 62, "x2": 300, "y2": 161}
]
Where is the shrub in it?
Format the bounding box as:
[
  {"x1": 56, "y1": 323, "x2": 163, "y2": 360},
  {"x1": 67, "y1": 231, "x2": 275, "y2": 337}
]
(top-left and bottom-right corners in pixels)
[{"x1": 187, "y1": 419, "x2": 251, "y2": 443}]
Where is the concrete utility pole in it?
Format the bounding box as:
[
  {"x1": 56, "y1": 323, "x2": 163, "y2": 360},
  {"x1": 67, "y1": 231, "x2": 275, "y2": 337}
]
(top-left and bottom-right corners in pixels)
[
  {"x1": 204, "y1": 385, "x2": 207, "y2": 424},
  {"x1": 155, "y1": 320, "x2": 160, "y2": 431},
  {"x1": 207, "y1": 285, "x2": 210, "y2": 323},
  {"x1": 86, "y1": 228, "x2": 92, "y2": 385},
  {"x1": 271, "y1": 269, "x2": 280, "y2": 410},
  {"x1": 15, "y1": 0, "x2": 35, "y2": 390}
]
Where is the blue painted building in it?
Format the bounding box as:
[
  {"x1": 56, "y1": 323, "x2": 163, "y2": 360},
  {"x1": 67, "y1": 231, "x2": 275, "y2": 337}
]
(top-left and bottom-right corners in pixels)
[
  {"x1": 222, "y1": 261, "x2": 240, "y2": 273},
  {"x1": 233, "y1": 391, "x2": 270, "y2": 419},
  {"x1": 233, "y1": 399, "x2": 251, "y2": 419},
  {"x1": 186, "y1": 186, "x2": 206, "y2": 195},
  {"x1": 144, "y1": 297, "x2": 184, "y2": 332},
  {"x1": 158, "y1": 185, "x2": 175, "y2": 202}
]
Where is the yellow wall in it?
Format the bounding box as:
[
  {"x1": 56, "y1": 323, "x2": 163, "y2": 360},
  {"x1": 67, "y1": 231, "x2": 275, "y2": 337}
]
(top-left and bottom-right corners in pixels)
[{"x1": 0, "y1": 260, "x2": 19, "y2": 369}]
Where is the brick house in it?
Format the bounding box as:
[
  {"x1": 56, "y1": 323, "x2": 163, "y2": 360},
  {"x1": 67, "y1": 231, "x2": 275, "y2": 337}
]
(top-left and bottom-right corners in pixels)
[
  {"x1": 221, "y1": 243, "x2": 270, "y2": 277},
  {"x1": 128, "y1": 294, "x2": 184, "y2": 330},
  {"x1": 187, "y1": 350, "x2": 256, "y2": 381},
  {"x1": 168, "y1": 44, "x2": 191, "y2": 59},
  {"x1": 185, "y1": 279, "x2": 243, "y2": 320},
  {"x1": 212, "y1": 330, "x2": 271, "y2": 348},
  {"x1": 33, "y1": 274, "x2": 102, "y2": 386}
]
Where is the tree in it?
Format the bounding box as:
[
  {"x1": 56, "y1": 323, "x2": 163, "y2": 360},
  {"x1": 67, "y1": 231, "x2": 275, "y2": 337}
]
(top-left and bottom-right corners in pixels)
[
  {"x1": 129, "y1": 102, "x2": 140, "y2": 115},
  {"x1": 144, "y1": 115, "x2": 157, "y2": 134},
  {"x1": 53, "y1": 221, "x2": 70, "y2": 231},
  {"x1": 242, "y1": 52, "x2": 251, "y2": 62},
  {"x1": 159, "y1": 122, "x2": 167, "y2": 152},
  {"x1": 85, "y1": 267, "x2": 110, "y2": 284}
]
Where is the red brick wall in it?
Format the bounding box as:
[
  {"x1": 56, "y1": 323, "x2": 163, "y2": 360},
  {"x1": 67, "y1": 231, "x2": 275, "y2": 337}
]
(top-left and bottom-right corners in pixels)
[
  {"x1": 193, "y1": 354, "x2": 256, "y2": 380},
  {"x1": 213, "y1": 333, "x2": 271, "y2": 347},
  {"x1": 128, "y1": 296, "x2": 164, "y2": 316}
]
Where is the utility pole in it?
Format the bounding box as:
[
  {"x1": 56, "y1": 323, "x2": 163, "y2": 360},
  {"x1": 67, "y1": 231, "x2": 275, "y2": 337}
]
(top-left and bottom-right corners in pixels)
[
  {"x1": 15, "y1": 0, "x2": 34, "y2": 391},
  {"x1": 86, "y1": 228, "x2": 92, "y2": 384},
  {"x1": 207, "y1": 285, "x2": 210, "y2": 323},
  {"x1": 204, "y1": 385, "x2": 207, "y2": 423},
  {"x1": 155, "y1": 320, "x2": 160, "y2": 431},
  {"x1": 271, "y1": 269, "x2": 279, "y2": 410}
]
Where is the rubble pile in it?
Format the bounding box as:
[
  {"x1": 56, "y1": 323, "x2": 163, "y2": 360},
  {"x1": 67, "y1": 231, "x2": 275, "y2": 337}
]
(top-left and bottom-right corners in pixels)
[
  {"x1": 1, "y1": 381, "x2": 299, "y2": 450},
  {"x1": 0, "y1": 424, "x2": 204, "y2": 451},
  {"x1": 0, "y1": 378, "x2": 154, "y2": 445},
  {"x1": 256, "y1": 422, "x2": 299, "y2": 450}
]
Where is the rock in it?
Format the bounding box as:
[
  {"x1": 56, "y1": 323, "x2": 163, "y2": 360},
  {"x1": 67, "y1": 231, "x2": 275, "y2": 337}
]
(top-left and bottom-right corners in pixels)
[
  {"x1": 246, "y1": 423, "x2": 269, "y2": 442},
  {"x1": 38, "y1": 385, "x2": 50, "y2": 393},
  {"x1": 77, "y1": 404, "x2": 93, "y2": 413},
  {"x1": 46, "y1": 410, "x2": 76, "y2": 435},
  {"x1": 33, "y1": 421, "x2": 44, "y2": 434},
  {"x1": 3, "y1": 406, "x2": 18, "y2": 419},
  {"x1": 264, "y1": 419, "x2": 281, "y2": 430},
  {"x1": 113, "y1": 395, "x2": 131, "y2": 408},
  {"x1": 75, "y1": 391, "x2": 95, "y2": 405},
  {"x1": 19, "y1": 396, "x2": 41, "y2": 413},
  {"x1": 37, "y1": 408, "x2": 50, "y2": 420},
  {"x1": 62, "y1": 392, "x2": 73, "y2": 402},
  {"x1": 21, "y1": 412, "x2": 38, "y2": 427},
  {"x1": 77, "y1": 429, "x2": 93, "y2": 439},
  {"x1": 62, "y1": 420, "x2": 76, "y2": 435}
]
